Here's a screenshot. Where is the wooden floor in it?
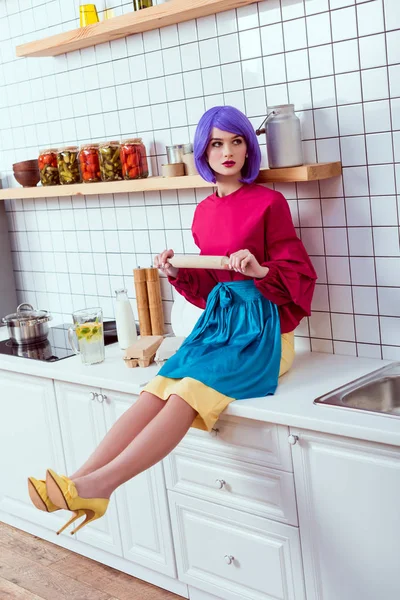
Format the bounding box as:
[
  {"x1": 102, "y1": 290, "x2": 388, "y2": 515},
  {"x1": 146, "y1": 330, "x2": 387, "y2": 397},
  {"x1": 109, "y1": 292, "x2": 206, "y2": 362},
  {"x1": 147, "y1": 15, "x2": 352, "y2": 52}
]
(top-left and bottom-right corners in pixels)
[{"x1": 0, "y1": 522, "x2": 182, "y2": 600}]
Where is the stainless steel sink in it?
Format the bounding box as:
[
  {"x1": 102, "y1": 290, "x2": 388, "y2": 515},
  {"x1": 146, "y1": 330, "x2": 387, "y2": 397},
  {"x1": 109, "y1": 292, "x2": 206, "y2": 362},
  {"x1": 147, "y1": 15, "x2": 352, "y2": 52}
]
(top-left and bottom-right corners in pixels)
[{"x1": 314, "y1": 362, "x2": 400, "y2": 418}]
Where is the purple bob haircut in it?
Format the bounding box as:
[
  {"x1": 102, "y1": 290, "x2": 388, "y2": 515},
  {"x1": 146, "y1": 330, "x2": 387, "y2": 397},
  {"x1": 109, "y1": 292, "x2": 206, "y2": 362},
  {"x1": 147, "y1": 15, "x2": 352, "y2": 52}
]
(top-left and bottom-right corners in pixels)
[{"x1": 193, "y1": 105, "x2": 261, "y2": 185}]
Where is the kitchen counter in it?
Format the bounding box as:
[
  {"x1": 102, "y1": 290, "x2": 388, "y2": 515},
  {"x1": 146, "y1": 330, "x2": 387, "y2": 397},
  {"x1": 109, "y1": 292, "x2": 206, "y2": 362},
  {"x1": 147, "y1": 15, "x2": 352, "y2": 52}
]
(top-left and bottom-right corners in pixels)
[{"x1": 0, "y1": 326, "x2": 398, "y2": 446}]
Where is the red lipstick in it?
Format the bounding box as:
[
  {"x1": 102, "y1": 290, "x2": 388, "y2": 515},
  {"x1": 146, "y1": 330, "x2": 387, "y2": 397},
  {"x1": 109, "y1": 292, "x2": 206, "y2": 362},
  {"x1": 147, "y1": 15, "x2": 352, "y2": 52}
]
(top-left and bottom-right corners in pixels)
[{"x1": 222, "y1": 161, "x2": 236, "y2": 167}]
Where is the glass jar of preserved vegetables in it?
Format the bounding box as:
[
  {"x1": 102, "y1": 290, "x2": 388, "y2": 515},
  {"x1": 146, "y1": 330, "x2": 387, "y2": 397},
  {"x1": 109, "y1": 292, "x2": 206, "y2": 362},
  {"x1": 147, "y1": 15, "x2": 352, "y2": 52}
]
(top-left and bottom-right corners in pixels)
[
  {"x1": 38, "y1": 149, "x2": 60, "y2": 186},
  {"x1": 57, "y1": 146, "x2": 81, "y2": 185},
  {"x1": 120, "y1": 138, "x2": 149, "y2": 180},
  {"x1": 79, "y1": 143, "x2": 101, "y2": 183},
  {"x1": 98, "y1": 141, "x2": 123, "y2": 182}
]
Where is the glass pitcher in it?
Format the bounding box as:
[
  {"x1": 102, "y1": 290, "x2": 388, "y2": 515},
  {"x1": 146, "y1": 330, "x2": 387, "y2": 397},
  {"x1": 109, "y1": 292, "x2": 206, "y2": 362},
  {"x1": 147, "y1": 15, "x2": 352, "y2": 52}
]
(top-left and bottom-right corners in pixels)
[{"x1": 68, "y1": 307, "x2": 105, "y2": 365}]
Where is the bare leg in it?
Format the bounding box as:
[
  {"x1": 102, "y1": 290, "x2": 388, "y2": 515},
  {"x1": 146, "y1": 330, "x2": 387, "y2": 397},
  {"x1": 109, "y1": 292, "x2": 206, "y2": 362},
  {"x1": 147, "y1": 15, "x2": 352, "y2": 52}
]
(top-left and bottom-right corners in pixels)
[
  {"x1": 70, "y1": 392, "x2": 166, "y2": 479},
  {"x1": 73, "y1": 394, "x2": 196, "y2": 499}
]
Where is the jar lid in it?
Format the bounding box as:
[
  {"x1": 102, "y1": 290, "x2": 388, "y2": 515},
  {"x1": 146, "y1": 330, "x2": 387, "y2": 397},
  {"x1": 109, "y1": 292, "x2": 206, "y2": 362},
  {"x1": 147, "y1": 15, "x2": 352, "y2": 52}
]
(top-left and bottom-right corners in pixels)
[
  {"x1": 99, "y1": 140, "x2": 120, "y2": 148},
  {"x1": 121, "y1": 138, "x2": 142, "y2": 144},
  {"x1": 2, "y1": 303, "x2": 52, "y2": 327},
  {"x1": 58, "y1": 146, "x2": 78, "y2": 152},
  {"x1": 80, "y1": 143, "x2": 99, "y2": 150}
]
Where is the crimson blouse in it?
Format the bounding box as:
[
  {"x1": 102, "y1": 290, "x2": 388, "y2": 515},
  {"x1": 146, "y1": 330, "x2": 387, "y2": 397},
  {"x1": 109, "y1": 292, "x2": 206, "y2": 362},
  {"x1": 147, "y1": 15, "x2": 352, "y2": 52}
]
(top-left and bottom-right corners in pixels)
[{"x1": 168, "y1": 183, "x2": 317, "y2": 334}]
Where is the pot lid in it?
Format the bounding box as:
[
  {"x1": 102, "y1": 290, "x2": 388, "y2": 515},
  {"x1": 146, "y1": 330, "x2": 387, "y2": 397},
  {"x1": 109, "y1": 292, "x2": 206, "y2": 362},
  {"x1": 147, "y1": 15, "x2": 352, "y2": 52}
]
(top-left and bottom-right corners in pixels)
[{"x1": 3, "y1": 303, "x2": 52, "y2": 325}]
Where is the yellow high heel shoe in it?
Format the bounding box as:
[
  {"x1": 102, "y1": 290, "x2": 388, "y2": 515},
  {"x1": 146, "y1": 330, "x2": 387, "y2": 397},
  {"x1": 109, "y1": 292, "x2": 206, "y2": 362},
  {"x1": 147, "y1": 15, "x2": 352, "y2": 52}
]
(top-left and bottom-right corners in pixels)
[
  {"x1": 28, "y1": 476, "x2": 85, "y2": 535},
  {"x1": 46, "y1": 468, "x2": 109, "y2": 535},
  {"x1": 28, "y1": 477, "x2": 60, "y2": 512}
]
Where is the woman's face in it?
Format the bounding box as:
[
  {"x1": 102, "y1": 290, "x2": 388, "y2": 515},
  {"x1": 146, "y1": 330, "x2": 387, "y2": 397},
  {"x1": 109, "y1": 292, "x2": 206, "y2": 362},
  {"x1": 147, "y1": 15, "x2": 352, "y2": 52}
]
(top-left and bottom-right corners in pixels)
[{"x1": 206, "y1": 127, "x2": 247, "y2": 178}]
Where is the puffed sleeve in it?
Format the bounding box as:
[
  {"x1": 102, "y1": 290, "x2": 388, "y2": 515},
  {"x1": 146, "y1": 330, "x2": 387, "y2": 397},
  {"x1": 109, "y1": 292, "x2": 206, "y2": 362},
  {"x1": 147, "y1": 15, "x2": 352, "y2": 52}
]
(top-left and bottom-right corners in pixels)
[
  {"x1": 167, "y1": 203, "x2": 217, "y2": 309},
  {"x1": 254, "y1": 192, "x2": 317, "y2": 331}
]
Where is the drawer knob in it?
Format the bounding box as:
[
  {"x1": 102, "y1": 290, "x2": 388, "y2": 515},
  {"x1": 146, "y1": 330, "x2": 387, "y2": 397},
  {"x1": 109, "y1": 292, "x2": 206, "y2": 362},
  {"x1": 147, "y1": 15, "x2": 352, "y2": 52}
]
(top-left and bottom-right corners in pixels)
[
  {"x1": 288, "y1": 434, "x2": 299, "y2": 445},
  {"x1": 224, "y1": 555, "x2": 234, "y2": 565},
  {"x1": 215, "y1": 479, "x2": 226, "y2": 489},
  {"x1": 97, "y1": 393, "x2": 105, "y2": 403},
  {"x1": 90, "y1": 392, "x2": 98, "y2": 401}
]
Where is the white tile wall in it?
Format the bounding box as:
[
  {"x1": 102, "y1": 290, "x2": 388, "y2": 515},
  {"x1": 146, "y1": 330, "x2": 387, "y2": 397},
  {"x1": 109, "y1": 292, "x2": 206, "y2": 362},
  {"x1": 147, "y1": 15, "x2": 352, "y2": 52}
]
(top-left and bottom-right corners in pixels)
[{"x1": 1, "y1": 0, "x2": 399, "y2": 358}]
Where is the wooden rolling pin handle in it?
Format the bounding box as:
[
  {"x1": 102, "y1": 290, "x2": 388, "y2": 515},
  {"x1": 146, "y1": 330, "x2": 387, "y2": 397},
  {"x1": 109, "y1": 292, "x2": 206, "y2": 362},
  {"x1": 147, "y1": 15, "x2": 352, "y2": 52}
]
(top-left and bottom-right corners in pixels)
[{"x1": 168, "y1": 255, "x2": 230, "y2": 270}]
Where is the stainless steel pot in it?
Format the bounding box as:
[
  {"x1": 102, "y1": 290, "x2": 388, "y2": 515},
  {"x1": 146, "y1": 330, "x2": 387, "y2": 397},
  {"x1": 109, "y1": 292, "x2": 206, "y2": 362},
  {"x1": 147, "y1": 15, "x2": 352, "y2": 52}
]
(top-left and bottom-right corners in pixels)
[{"x1": 2, "y1": 303, "x2": 52, "y2": 345}]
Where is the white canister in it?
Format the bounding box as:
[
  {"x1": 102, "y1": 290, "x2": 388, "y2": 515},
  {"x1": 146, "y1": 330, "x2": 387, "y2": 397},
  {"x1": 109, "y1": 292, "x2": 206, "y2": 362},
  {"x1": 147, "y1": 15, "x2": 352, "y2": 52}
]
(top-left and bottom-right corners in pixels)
[{"x1": 256, "y1": 104, "x2": 303, "y2": 169}]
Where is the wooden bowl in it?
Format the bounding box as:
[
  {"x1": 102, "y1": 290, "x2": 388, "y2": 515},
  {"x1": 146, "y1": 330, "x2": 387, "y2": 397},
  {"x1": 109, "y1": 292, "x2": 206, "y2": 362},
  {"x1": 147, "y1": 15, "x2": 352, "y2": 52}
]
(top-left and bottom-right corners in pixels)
[
  {"x1": 13, "y1": 169, "x2": 40, "y2": 187},
  {"x1": 13, "y1": 159, "x2": 39, "y2": 171}
]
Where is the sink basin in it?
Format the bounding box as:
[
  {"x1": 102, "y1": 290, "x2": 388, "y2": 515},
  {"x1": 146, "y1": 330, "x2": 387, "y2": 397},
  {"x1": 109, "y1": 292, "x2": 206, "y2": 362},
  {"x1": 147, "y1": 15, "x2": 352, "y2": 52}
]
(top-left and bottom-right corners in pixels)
[{"x1": 314, "y1": 362, "x2": 400, "y2": 418}]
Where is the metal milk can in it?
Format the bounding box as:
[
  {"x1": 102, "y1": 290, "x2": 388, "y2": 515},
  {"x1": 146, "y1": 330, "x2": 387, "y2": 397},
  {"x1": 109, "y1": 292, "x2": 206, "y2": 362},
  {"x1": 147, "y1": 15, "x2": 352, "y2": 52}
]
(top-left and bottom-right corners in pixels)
[{"x1": 256, "y1": 104, "x2": 303, "y2": 169}]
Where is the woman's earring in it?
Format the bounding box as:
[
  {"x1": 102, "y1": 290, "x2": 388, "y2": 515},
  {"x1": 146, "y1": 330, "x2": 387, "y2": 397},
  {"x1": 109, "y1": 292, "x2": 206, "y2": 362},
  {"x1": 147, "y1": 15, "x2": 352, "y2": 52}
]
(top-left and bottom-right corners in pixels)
[{"x1": 245, "y1": 154, "x2": 248, "y2": 158}]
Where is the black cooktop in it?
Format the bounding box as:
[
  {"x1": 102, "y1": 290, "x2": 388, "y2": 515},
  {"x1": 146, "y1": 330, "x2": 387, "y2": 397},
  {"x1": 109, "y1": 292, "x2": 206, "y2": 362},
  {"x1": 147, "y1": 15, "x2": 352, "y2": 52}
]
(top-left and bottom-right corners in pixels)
[{"x1": 0, "y1": 323, "x2": 118, "y2": 363}]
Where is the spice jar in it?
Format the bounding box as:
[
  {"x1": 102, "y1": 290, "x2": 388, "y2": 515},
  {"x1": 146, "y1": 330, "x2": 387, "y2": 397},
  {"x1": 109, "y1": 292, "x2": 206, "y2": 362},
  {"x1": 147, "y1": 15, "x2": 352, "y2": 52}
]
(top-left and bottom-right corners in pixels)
[
  {"x1": 98, "y1": 141, "x2": 123, "y2": 182},
  {"x1": 38, "y1": 149, "x2": 60, "y2": 186},
  {"x1": 57, "y1": 146, "x2": 81, "y2": 185},
  {"x1": 120, "y1": 138, "x2": 149, "y2": 180},
  {"x1": 79, "y1": 143, "x2": 101, "y2": 183}
]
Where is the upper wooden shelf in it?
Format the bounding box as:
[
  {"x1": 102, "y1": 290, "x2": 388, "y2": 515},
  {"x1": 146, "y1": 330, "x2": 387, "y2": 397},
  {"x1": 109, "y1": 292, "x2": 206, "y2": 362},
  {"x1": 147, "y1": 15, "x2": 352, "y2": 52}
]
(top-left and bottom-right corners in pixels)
[
  {"x1": 0, "y1": 163, "x2": 341, "y2": 200},
  {"x1": 16, "y1": 0, "x2": 259, "y2": 58}
]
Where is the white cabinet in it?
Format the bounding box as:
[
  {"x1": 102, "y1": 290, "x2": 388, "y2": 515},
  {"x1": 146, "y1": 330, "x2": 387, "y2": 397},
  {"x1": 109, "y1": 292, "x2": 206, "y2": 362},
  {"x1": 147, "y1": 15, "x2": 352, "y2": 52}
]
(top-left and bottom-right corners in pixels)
[
  {"x1": 165, "y1": 417, "x2": 304, "y2": 600},
  {"x1": 54, "y1": 381, "x2": 176, "y2": 576},
  {"x1": 0, "y1": 370, "x2": 67, "y2": 531},
  {"x1": 103, "y1": 387, "x2": 177, "y2": 577},
  {"x1": 169, "y1": 492, "x2": 306, "y2": 600},
  {"x1": 54, "y1": 381, "x2": 123, "y2": 557},
  {"x1": 291, "y1": 428, "x2": 400, "y2": 600}
]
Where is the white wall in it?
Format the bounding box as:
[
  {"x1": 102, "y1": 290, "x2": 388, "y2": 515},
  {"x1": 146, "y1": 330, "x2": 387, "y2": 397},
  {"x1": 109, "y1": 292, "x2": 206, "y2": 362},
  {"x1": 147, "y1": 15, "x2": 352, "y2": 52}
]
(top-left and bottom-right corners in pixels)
[{"x1": 0, "y1": 0, "x2": 399, "y2": 359}]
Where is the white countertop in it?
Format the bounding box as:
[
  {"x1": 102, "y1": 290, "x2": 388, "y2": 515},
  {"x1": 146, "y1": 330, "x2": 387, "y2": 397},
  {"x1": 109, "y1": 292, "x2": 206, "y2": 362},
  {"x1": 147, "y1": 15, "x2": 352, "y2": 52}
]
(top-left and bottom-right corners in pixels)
[{"x1": 1, "y1": 326, "x2": 399, "y2": 447}]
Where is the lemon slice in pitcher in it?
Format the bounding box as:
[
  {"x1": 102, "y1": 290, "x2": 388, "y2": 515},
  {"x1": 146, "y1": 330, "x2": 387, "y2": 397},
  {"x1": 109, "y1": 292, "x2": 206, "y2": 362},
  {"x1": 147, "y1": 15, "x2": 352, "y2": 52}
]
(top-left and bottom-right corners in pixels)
[{"x1": 76, "y1": 322, "x2": 103, "y2": 342}]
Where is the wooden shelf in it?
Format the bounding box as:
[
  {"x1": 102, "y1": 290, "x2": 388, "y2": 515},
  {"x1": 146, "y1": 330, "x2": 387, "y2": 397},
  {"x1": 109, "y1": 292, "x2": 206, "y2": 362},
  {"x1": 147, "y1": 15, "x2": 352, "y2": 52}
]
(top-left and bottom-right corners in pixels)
[
  {"x1": 16, "y1": 0, "x2": 259, "y2": 58},
  {"x1": 0, "y1": 163, "x2": 341, "y2": 200}
]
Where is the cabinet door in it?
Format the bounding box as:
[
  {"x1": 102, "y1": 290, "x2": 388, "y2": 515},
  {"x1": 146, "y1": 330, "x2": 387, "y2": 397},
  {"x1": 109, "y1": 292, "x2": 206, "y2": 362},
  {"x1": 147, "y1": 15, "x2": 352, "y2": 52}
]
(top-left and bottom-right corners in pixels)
[
  {"x1": 102, "y1": 388, "x2": 177, "y2": 577},
  {"x1": 54, "y1": 381, "x2": 123, "y2": 557},
  {"x1": 0, "y1": 370, "x2": 66, "y2": 530},
  {"x1": 169, "y1": 491, "x2": 305, "y2": 600},
  {"x1": 291, "y1": 428, "x2": 400, "y2": 600}
]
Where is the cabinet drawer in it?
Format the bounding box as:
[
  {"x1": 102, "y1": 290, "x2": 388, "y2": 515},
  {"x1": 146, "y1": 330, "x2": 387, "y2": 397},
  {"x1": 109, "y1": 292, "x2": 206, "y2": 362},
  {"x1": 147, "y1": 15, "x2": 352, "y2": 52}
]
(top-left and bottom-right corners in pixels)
[
  {"x1": 182, "y1": 416, "x2": 292, "y2": 472},
  {"x1": 169, "y1": 492, "x2": 305, "y2": 600},
  {"x1": 165, "y1": 447, "x2": 298, "y2": 525}
]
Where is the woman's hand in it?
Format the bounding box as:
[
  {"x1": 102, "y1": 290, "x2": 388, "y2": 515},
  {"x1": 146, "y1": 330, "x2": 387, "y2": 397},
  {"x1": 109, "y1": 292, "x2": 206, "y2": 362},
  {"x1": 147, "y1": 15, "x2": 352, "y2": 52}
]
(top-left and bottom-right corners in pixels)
[
  {"x1": 227, "y1": 249, "x2": 269, "y2": 279},
  {"x1": 154, "y1": 249, "x2": 179, "y2": 278}
]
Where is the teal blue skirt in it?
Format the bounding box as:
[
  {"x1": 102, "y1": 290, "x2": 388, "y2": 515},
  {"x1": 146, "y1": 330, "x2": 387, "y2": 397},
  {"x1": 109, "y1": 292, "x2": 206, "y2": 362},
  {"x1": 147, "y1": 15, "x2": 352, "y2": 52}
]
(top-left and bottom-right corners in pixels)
[{"x1": 159, "y1": 281, "x2": 282, "y2": 399}]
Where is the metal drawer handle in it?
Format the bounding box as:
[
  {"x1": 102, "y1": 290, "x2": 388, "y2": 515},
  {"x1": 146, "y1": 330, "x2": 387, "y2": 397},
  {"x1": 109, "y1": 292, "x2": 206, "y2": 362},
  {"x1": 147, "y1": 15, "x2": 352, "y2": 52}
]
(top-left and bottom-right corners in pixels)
[
  {"x1": 288, "y1": 434, "x2": 299, "y2": 445},
  {"x1": 224, "y1": 555, "x2": 234, "y2": 565},
  {"x1": 215, "y1": 479, "x2": 226, "y2": 489},
  {"x1": 97, "y1": 393, "x2": 106, "y2": 403},
  {"x1": 211, "y1": 427, "x2": 219, "y2": 437},
  {"x1": 90, "y1": 392, "x2": 98, "y2": 401}
]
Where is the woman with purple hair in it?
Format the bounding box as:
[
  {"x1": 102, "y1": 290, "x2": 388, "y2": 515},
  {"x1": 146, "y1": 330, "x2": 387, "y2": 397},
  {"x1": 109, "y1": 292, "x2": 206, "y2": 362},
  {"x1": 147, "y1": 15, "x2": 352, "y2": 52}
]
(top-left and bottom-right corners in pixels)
[{"x1": 29, "y1": 106, "x2": 317, "y2": 535}]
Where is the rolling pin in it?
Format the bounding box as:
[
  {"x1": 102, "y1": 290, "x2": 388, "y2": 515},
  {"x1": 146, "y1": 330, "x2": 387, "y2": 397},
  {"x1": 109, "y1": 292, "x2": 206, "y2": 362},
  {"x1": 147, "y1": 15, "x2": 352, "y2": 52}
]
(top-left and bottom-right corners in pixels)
[{"x1": 168, "y1": 255, "x2": 230, "y2": 269}]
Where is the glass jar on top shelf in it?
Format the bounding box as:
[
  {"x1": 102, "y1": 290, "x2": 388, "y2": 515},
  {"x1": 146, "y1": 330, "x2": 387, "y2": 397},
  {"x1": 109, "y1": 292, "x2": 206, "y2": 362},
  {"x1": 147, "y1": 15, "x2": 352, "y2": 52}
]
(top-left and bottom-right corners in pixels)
[
  {"x1": 133, "y1": 0, "x2": 153, "y2": 10},
  {"x1": 38, "y1": 148, "x2": 59, "y2": 186},
  {"x1": 79, "y1": 143, "x2": 101, "y2": 183},
  {"x1": 57, "y1": 146, "x2": 81, "y2": 185},
  {"x1": 98, "y1": 141, "x2": 123, "y2": 182},
  {"x1": 120, "y1": 138, "x2": 149, "y2": 180}
]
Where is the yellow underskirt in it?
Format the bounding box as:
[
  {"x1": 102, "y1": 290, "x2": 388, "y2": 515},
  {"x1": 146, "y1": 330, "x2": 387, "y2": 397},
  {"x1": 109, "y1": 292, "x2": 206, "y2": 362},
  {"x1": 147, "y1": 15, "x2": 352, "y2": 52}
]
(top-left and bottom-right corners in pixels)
[{"x1": 141, "y1": 331, "x2": 295, "y2": 432}]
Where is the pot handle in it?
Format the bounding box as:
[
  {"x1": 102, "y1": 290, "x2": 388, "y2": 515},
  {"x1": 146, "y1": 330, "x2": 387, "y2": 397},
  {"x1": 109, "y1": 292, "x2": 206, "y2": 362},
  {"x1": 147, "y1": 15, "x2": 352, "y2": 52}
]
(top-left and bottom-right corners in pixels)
[
  {"x1": 17, "y1": 302, "x2": 34, "y2": 313},
  {"x1": 68, "y1": 326, "x2": 81, "y2": 356},
  {"x1": 255, "y1": 110, "x2": 278, "y2": 136}
]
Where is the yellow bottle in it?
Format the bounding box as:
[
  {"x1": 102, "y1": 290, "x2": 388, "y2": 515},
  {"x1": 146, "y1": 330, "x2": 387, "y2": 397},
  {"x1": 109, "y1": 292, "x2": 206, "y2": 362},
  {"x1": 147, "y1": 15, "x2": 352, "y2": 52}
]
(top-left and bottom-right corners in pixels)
[{"x1": 79, "y1": 4, "x2": 99, "y2": 27}]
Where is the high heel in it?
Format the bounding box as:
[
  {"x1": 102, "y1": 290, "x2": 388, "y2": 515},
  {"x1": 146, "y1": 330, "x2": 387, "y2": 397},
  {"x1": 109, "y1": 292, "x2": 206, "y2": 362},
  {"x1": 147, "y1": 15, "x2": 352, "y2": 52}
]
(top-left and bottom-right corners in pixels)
[
  {"x1": 28, "y1": 477, "x2": 60, "y2": 513},
  {"x1": 46, "y1": 468, "x2": 109, "y2": 535}
]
